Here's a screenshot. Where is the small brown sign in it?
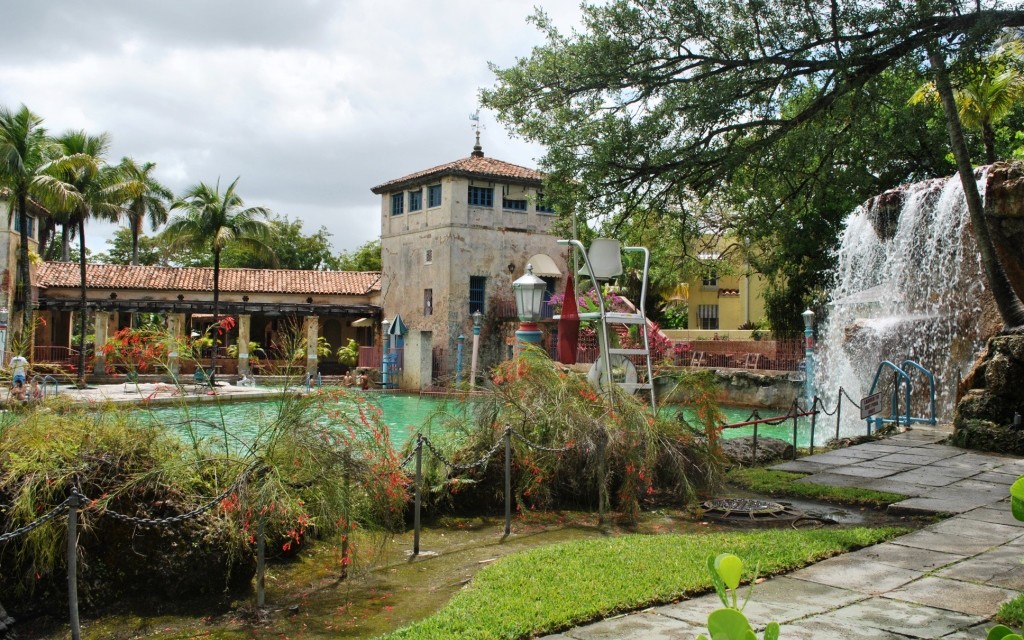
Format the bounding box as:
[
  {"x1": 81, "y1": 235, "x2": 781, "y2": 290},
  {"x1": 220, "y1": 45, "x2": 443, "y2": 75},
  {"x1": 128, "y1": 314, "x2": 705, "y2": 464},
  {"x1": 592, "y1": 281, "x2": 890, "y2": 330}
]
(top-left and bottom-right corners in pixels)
[{"x1": 860, "y1": 392, "x2": 884, "y2": 420}]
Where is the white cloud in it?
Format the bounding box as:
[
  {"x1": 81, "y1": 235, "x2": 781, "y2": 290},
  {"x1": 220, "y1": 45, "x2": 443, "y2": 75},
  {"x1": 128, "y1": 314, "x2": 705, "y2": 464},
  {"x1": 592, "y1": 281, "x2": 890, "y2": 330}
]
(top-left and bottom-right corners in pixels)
[{"x1": 0, "y1": 0, "x2": 585, "y2": 254}]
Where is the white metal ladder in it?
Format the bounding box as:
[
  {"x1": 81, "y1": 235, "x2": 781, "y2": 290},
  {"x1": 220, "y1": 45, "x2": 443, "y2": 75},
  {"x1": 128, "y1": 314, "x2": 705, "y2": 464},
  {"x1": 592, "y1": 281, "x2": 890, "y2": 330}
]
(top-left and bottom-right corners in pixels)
[{"x1": 556, "y1": 239, "x2": 656, "y2": 412}]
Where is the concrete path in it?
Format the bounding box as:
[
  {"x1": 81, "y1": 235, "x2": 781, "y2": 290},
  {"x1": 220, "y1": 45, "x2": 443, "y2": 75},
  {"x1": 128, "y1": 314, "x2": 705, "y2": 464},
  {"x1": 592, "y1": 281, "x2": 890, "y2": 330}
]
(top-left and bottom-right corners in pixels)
[
  {"x1": 544, "y1": 427, "x2": 1024, "y2": 639},
  {"x1": 21, "y1": 380, "x2": 288, "y2": 406}
]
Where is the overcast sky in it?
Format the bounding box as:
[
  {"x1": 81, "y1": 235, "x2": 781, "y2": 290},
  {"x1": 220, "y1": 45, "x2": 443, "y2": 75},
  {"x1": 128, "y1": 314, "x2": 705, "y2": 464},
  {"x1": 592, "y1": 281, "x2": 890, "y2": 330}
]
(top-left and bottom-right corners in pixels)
[{"x1": 0, "y1": 0, "x2": 583, "y2": 256}]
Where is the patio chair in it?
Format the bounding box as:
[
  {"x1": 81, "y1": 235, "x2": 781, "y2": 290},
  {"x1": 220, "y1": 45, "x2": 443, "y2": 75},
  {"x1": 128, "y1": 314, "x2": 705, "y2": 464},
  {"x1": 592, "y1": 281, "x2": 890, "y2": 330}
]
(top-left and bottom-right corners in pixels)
[
  {"x1": 123, "y1": 369, "x2": 139, "y2": 393},
  {"x1": 193, "y1": 368, "x2": 212, "y2": 392},
  {"x1": 690, "y1": 351, "x2": 707, "y2": 367}
]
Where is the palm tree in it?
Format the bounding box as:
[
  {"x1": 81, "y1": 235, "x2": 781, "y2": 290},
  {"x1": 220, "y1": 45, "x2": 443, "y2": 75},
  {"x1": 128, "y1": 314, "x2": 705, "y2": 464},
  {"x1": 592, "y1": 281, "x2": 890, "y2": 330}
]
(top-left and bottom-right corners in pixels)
[
  {"x1": 926, "y1": 44, "x2": 1024, "y2": 332},
  {"x1": 52, "y1": 130, "x2": 119, "y2": 384},
  {"x1": 113, "y1": 157, "x2": 173, "y2": 265},
  {"x1": 165, "y1": 178, "x2": 273, "y2": 385},
  {"x1": 0, "y1": 105, "x2": 77, "y2": 331},
  {"x1": 912, "y1": 40, "x2": 1024, "y2": 164}
]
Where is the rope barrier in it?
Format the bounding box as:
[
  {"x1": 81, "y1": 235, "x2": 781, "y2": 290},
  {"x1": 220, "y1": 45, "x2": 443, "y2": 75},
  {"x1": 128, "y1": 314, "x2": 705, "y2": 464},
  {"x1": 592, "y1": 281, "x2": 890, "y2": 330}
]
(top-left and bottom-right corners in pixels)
[
  {"x1": 509, "y1": 428, "x2": 575, "y2": 454},
  {"x1": 815, "y1": 395, "x2": 839, "y2": 416},
  {"x1": 102, "y1": 485, "x2": 235, "y2": 528},
  {"x1": 410, "y1": 426, "x2": 576, "y2": 477},
  {"x1": 100, "y1": 462, "x2": 263, "y2": 529},
  {"x1": 397, "y1": 446, "x2": 419, "y2": 470},
  {"x1": 839, "y1": 387, "x2": 863, "y2": 409},
  {"x1": 0, "y1": 497, "x2": 72, "y2": 543}
]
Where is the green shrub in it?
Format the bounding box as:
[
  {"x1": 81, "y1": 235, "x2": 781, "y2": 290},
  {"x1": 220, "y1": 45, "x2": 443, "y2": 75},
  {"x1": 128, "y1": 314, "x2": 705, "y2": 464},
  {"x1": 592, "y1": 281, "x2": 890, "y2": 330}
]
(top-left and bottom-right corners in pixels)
[
  {"x1": 0, "y1": 386, "x2": 413, "y2": 615},
  {"x1": 410, "y1": 348, "x2": 725, "y2": 522}
]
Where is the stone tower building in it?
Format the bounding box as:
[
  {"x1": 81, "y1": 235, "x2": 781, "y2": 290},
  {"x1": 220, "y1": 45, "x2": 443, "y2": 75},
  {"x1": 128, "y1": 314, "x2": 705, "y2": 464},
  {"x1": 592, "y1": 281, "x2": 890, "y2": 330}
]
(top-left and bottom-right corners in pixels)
[{"x1": 371, "y1": 138, "x2": 567, "y2": 387}]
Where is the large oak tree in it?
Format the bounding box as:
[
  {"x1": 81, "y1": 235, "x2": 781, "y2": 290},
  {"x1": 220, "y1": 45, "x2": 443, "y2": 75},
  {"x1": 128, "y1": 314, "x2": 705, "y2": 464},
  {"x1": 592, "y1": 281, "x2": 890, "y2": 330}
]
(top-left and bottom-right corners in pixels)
[{"x1": 483, "y1": 0, "x2": 1024, "y2": 331}]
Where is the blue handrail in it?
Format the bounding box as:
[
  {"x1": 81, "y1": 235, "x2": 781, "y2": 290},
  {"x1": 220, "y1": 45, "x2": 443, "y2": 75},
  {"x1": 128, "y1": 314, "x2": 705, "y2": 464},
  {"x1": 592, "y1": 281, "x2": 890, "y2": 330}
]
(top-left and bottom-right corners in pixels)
[
  {"x1": 867, "y1": 360, "x2": 912, "y2": 433},
  {"x1": 901, "y1": 360, "x2": 937, "y2": 426}
]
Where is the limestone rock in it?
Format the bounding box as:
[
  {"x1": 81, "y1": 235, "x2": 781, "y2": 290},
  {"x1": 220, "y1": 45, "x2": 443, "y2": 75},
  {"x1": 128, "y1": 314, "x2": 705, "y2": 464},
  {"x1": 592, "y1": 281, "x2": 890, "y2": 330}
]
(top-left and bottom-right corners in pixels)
[
  {"x1": 954, "y1": 334, "x2": 1024, "y2": 453},
  {"x1": 984, "y1": 162, "x2": 1024, "y2": 302},
  {"x1": 0, "y1": 601, "x2": 13, "y2": 640},
  {"x1": 720, "y1": 436, "x2": 794, "y2": 465}
]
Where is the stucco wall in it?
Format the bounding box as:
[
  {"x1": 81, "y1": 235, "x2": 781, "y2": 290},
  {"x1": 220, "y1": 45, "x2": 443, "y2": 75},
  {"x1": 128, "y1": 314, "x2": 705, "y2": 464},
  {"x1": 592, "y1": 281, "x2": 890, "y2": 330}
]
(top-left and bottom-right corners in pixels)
[
  {"x1": 657, "y1": 369, "x2": 803, "y2": 409},
  {"x1": 380, "y1": 173, "x2": 566, "y2": 368}
]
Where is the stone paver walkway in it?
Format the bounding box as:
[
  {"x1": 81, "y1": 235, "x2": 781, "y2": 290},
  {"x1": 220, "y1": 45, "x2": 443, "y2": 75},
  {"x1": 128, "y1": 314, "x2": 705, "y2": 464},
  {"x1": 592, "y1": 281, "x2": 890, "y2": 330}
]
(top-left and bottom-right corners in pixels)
[{"x1": 544, "y1": 427, "x2": 1024, "y2": 639}]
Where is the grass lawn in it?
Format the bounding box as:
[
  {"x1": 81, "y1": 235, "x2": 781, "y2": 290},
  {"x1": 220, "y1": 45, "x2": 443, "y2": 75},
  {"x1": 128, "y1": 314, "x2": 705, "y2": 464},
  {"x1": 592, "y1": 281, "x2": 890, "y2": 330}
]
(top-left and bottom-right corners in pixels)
[
  {"x1": 382, "y1": 526, "x2": 905, "y2": 639},
  {"x1": 998, "y1": 593, "x2": 1024, "y2": 628},
  {"x1": 726, "y1": 468, "x2": 906, "y2": 507}
]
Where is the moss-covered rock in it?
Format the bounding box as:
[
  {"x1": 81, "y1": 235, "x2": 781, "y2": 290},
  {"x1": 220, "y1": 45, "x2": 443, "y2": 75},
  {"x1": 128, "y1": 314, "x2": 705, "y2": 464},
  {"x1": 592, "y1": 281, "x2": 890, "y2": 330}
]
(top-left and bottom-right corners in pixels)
[
  {"x1": 954, "y1": 334, "x2": 1024, "y2": 452},
  {"x1": 951, "y1": 418, "x2": 1024, "y2": 454}
]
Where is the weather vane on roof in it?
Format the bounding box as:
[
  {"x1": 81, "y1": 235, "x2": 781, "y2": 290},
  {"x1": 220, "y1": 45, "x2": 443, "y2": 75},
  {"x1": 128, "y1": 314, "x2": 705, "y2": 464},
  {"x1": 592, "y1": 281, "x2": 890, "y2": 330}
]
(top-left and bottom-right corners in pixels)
[{"x1": 469, "y1": 110, "x2": 486, "y2": 157}]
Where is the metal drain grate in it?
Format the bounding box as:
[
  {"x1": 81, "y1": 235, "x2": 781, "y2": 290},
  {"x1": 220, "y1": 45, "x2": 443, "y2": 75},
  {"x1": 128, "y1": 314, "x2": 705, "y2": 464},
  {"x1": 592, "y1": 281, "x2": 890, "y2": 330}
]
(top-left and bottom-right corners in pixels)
[{"x1": 702, "y1": 498, "x2": 801, "y2": 520}]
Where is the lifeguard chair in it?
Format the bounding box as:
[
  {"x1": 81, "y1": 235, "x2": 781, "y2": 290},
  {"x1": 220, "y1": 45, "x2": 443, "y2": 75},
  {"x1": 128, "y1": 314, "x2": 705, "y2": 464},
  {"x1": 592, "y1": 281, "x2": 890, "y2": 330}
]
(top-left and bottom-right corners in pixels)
[{"x1": 555, "y1": 238, "x2": 656, "y2": 412}]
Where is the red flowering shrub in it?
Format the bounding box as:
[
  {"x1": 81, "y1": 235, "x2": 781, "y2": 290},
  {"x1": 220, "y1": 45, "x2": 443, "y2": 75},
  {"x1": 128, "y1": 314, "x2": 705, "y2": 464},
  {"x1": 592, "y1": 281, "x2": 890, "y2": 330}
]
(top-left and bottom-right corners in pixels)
[{"x1": 101, "y1": 327, "x2": 169, "y2": 374}]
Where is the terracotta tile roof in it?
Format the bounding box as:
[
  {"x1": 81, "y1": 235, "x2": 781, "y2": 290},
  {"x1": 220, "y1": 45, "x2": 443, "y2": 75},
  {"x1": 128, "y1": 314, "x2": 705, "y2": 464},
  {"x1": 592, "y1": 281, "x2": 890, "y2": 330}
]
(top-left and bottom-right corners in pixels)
[
  {"x1": 37, "y1": 262, "x2": 381, "y2": 296},
  {"x1": 371, "y1": 152, "x2": 544, "y2": 193}
]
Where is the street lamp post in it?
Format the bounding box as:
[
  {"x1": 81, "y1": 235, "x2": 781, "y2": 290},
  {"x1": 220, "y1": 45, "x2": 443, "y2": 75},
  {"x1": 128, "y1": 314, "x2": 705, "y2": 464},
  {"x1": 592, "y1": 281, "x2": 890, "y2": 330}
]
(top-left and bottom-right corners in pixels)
[
  {"x1": 469, "y1": 310, "x2": 483, "y2": 387},
  {"x1": 802, "y1": 308, "x2": 816, "y2": 409},
  {"x1": 512, "y1": 264, "x2": 546, "y2": 352}
]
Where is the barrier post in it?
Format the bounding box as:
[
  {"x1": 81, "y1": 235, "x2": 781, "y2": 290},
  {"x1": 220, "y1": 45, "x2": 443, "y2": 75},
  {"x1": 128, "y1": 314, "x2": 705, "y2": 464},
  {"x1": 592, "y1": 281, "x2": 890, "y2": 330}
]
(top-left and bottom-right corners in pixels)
[
  {"x1": 341, "y1": 451, "x2": 351, "y2": 579},
  {"x1": 835, "y1": 390, "x2": 842, "y2": 441},
  {"x1": 792, "y1": 413, "x2": 798, "y2": 460},
  {"x1": 413, "y1": 435, "x2": 422, "y2": 555},
  {"x1": 504, "y1": 428, "x2": 512, "y2": 536},
  {"x1": 751, "y1": 411, "x2": 760, "y2": 463},
  {"x1": 257, "y1": 518, "x2": 266, "y2": 607},
  {"x1": 597, "y1": 428, "x2": 607, "y2": 525},
  {"x1": 810, "y1": 400, "x2": 818, "y2": 455},
  {"x1": 67, "y1": 489, "x2": 83, "y2": 640}
]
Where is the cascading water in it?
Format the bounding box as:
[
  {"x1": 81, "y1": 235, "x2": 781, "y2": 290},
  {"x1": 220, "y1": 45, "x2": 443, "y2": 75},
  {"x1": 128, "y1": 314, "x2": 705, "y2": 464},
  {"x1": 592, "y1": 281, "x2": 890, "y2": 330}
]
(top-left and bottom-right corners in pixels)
[{"x1": 816, "y1": 171, "x2": 991, "y2": 438}]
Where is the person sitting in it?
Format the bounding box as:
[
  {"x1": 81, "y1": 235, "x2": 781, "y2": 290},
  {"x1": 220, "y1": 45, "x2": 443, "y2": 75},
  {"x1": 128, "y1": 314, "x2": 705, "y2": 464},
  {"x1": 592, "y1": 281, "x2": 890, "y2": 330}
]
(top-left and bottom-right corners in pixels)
[
  {"x1": 342, "y1": 372, "x2": 355, "y2": 387},
  {"x1": 358, "y1": 373, "x2": 369, "y2": 391},
  {"x1": 9, "y1": 380, "x2": 27, "y2": 404},
  {"x1": 28, "y1": 378, "x2": 42, "y2": 402}
]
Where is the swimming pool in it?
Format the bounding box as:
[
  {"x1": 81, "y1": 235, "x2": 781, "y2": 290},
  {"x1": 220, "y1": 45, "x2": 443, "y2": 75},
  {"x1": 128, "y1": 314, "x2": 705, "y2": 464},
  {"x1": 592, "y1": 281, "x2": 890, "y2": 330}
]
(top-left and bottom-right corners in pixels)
[{"x1": 141, "y1": 392, "x2": 818, "y2": 449}]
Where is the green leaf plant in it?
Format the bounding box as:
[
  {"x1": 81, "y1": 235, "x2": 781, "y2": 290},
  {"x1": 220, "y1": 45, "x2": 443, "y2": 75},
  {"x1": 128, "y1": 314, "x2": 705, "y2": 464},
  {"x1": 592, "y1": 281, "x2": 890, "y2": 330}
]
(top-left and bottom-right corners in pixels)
[
  {"x1": 990, "y1": 624, "x2": 1024, "y2": 640},
  {"x1": 988, "y1": 477, "x2": 1024, "y2": 639},
  {"x1": 697, "y1": 553, "x2": 781, "y2": 640},
  {"x1": 1010, "y1": 476, "x2": 1024, "y2": 522}
]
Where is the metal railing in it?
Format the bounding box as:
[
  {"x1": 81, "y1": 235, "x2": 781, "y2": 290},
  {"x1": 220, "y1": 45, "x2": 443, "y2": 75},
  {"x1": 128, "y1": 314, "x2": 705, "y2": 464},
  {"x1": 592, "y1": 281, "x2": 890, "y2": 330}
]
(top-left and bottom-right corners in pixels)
[
  {"x1": 547, "y1": 339, "x2": 802, "y2": 371},
  {"x1": 671, "y1": 339, "x2": 803, "y2": 371},
  {"x1": 33, "y1": 345, "x2": 79, "y2": 363}
]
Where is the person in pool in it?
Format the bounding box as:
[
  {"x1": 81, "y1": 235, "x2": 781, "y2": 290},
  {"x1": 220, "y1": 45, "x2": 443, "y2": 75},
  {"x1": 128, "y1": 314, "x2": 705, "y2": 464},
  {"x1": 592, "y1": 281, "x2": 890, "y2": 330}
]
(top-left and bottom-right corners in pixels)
[
  {"x1": 28, "y1": 378, "x2": 42, "y2": 402},
  {"x1": 9, "y1": 380, "x2": 27, "y2": 404}
]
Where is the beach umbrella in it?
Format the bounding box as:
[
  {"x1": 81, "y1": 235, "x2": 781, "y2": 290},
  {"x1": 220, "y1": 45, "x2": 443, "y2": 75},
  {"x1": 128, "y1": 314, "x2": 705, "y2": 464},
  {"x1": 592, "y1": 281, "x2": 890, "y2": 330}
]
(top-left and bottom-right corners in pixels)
[{"x1": 557, "y1": 276, "x2": 580, "y2": 364}]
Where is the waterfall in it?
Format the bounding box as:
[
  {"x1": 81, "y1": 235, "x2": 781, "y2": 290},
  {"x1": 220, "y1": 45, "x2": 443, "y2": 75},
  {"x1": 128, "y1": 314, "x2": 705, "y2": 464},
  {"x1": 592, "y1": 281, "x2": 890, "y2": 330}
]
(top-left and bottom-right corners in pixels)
[{"x1": 817, "y1": 171, "x2": 990, "y2": 438}]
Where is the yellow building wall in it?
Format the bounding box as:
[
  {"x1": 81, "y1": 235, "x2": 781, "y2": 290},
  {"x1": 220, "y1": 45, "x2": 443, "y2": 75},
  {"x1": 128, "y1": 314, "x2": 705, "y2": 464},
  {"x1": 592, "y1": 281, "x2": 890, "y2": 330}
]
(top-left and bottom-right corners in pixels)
[{"x1": 683, "y1": 240, "x2": 768, "y2": 331}]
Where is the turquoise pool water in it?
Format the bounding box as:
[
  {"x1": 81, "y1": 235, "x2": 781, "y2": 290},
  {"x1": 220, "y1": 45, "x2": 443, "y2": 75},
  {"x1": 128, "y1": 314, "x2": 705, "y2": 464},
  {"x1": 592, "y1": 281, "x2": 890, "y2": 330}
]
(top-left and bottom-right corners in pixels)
[{"x1": 142, "y1": 393, "x2": 818, "y2": 449}]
